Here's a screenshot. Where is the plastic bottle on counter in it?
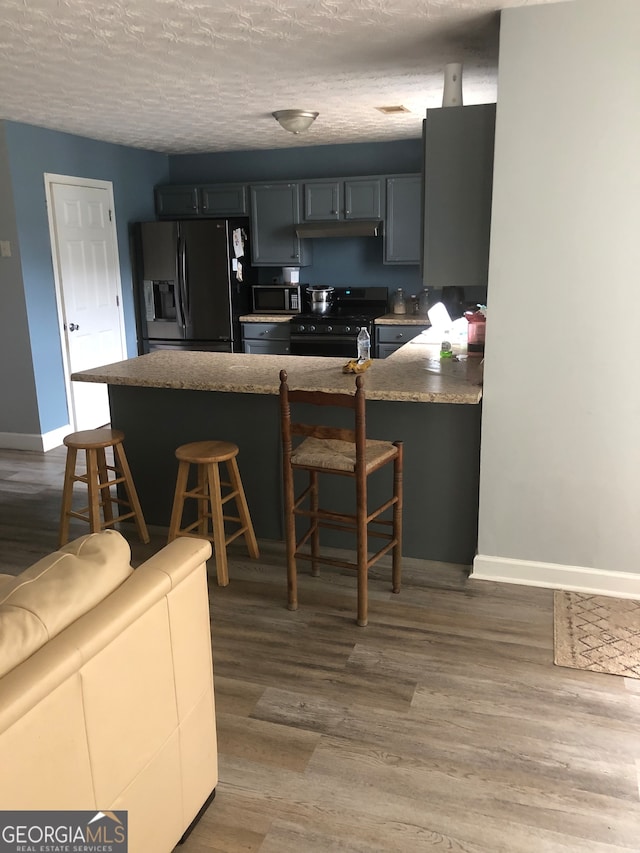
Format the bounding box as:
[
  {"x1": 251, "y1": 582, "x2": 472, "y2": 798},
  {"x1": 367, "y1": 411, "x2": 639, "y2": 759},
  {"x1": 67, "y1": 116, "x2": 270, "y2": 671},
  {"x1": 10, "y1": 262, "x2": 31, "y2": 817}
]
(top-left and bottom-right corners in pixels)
[
  {"x1": 440, "y1": 339, "x2": 453, "y2": 359},
  {"x1": 357, "y1": 327, "x2": 371, "y2": 362},
  {"x1": 464, "y1": 305, "x2": 487, "y2": 356},
  {"x1": 417, "y1": 287, "x2": 431, "y2": 316},
  {"x1": 391, "y1": 288, "x2": 406, "y2": 315}
]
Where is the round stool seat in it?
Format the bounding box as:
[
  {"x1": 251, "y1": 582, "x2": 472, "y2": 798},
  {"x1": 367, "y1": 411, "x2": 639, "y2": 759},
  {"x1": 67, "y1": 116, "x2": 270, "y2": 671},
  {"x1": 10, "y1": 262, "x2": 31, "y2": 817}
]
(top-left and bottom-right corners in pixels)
[
  {"x1": 175, "y1": 440, "x2": 239, "y2": 465},
  {"x1": 58, "y1": 428, "x2": 148, "y2": 547},
  {"x1": 63, "y1": 428, "x2": 125, "y2": 450},
  {"x1": 169, "y1": 439, "x2": 258, "y2": 586}
]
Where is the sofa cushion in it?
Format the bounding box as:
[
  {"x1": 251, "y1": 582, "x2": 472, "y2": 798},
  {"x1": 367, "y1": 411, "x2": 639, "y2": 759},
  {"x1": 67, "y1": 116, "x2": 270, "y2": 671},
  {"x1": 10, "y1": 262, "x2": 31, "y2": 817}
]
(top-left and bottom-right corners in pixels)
[{"x1": 0, "y1": 530, "x2": 133, "y2": 679}]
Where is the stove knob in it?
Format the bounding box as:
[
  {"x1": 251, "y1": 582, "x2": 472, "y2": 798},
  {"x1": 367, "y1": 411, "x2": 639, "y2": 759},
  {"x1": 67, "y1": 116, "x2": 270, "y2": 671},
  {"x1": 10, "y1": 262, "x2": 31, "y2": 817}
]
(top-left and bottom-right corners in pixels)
[
  {"x1": 345, "y1": 326, "x2": 351, "y2": 333},
  {"x1": 326, "y1": 325, "x2": 333, "y2": 333},
  {"x1": 308, "y1": 325, "x2": 316, "y2": 333},
  {"x1": 297, "y1": 324, "x2": 305, "y2": 332}
]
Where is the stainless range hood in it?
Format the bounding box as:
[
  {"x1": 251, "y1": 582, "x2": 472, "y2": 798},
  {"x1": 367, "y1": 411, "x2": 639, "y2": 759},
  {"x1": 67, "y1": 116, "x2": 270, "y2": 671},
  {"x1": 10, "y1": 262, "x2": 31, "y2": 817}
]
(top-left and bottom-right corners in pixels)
[{"x1": 295, "y1": 220, "x2": 383, "y2": 239}]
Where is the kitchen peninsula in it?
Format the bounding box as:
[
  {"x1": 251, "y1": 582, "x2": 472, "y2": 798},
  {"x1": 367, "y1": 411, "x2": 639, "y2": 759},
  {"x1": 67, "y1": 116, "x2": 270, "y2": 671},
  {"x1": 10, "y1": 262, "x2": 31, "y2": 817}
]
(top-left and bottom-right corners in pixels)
[{"x1": 72, "y1": 340, "x2": 483, "y2": 564}]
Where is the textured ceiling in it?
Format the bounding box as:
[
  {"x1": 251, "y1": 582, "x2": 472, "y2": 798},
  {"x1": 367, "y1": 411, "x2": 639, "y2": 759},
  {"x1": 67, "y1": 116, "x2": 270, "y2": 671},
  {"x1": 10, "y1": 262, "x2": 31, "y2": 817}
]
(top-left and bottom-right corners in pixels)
[{"x1": 0, "y1": 0, "x2": 560, "y2": 154}]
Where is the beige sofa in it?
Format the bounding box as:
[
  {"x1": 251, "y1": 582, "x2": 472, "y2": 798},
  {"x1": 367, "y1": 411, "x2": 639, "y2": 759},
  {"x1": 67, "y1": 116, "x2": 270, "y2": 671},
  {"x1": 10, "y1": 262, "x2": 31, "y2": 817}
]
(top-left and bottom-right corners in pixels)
[{"x1": 0, "y1": 530, "x2": 218, "y2": 853}]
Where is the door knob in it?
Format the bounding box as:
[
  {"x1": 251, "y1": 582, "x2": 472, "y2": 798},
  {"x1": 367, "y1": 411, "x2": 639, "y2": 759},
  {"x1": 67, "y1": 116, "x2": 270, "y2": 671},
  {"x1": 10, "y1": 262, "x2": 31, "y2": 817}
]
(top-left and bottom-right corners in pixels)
[{"x1": 68, "y1": 323, "x2": 80, "y2": 332}]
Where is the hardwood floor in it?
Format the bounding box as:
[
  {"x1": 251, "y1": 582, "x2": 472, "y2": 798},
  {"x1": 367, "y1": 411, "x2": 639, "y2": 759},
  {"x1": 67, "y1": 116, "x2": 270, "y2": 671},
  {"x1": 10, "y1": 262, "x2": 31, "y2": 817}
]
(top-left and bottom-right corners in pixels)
[{"x1": 2, "y1": 446, "x2": 640, "y2": 852}]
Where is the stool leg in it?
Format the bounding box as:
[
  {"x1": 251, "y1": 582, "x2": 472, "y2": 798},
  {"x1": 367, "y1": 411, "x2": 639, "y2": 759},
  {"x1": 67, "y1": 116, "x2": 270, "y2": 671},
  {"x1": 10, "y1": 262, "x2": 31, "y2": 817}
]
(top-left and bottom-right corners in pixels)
[
  {"x1": 207, "y1": 461, "x2": 229, "y2": 587},
  {"x1": 59, "y1": 446, "x2": 78, "y2": 547},
  {"x1": 392, "y1": 442, "x2": 403, "y2": 595},
  {"x1": 309, "y1": 470, "x2": 320, "y2": 577},
  {"x1": 282, "y1": 457, "x2": 298, "y2": 612},
  {"x1": 114, "y1": 442, "x2": 150, "y2": 544},
  {"x1": 86, "y1": 448, "x2": 102, "y2": 534},
  {"x1": 227, "y1": 457, "x2": 259, "y2": 559},
  {"x1": 197, "y1": 463, "x2": 209, "y2": 538},
  {"x1": 96, "y1": 447, "x2": 114, "y2": 528},
  {"x1": 168, "y1": 460, "x2": 190, "y2": 543},
  {"x1": 355, "y1": 468, "x2": 368, "y2": 628}
]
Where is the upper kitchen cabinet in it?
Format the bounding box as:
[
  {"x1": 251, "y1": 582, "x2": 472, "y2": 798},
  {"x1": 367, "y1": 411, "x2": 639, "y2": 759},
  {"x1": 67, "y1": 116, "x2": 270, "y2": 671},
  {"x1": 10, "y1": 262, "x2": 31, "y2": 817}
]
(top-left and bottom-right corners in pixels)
[
  {"x1": 155, "y1": 185, "x2": 199, "y2": 217},
  {"x1": 249, "y1": 183, "x2": 311, "y2": 266},
  {"x1": 344, "y1": 178, "x2": 382, "y2": 220},
  {"x1": 303, "y1": 181, "x2": 340, "y2": 220},
  {"x1": 303, "y1": 177, "x2": 383, "y2": 221},
  {"x1": 423, "y1": 104, "x2": 496, "y2": 288},
  {"x1": 384, "y1": 174, "x2": 421, "y2": 264},
  {"x1": 155, "y1": 183, "x2": 248, "y2": 218},
  {"x1": 199, "y1": 184, "x2": 247, "y2": 216}
]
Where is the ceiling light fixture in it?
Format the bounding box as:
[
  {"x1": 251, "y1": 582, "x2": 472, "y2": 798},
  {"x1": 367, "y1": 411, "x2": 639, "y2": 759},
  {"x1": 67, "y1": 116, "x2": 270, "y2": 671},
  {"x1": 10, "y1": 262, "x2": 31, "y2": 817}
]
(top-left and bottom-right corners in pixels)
[{"x1": 272, "y1": 110, "x2": 319, "y2": 134}]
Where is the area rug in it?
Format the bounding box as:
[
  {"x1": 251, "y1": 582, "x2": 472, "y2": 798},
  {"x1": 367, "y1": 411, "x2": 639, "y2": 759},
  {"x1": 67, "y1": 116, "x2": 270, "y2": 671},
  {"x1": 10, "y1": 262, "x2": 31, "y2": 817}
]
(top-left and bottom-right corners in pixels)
[{"x1": 554, "y1": 591, "x2": 640, "y2": 679}]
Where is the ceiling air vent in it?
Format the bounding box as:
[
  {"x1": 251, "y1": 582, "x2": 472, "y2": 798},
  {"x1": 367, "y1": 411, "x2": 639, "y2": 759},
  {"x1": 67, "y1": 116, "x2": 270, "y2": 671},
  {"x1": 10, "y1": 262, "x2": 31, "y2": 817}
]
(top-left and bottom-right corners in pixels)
[{"x1": 375, "y1": 105, "x2": 411, "y2": 115}]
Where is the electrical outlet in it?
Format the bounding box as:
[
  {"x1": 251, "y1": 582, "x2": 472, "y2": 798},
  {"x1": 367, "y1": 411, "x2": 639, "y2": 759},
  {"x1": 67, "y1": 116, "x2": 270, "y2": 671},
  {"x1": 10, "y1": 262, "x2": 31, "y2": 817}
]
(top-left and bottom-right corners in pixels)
[{"x1": 0, "y1": 241, "x2": 11, "y2": 258}]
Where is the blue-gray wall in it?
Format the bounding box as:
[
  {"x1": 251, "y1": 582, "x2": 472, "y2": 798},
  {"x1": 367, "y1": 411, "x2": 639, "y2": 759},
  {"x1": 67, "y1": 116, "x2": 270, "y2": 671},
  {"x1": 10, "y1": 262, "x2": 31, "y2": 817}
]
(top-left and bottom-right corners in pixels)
[
  {"x1": 1, "y1": 120, "x2": 168, "y2": 436},
  {"x1": 169, "y1": 139, "x2": 423, "y2": 183}
]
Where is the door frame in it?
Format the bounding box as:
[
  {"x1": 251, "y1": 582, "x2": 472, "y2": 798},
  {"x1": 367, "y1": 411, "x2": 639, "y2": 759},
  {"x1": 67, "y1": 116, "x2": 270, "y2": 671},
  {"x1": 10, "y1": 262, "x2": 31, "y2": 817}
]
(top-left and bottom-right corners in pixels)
[{"x1": 44, "y1": 173, "x2": 127, "y2": 431}]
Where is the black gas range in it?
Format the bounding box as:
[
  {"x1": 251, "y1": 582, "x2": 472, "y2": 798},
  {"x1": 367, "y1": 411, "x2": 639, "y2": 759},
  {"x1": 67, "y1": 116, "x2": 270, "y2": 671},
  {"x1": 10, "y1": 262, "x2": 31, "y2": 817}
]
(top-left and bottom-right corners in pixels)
[{"x1": 289, "y1": 286, "x2": 388, "y2": 357}]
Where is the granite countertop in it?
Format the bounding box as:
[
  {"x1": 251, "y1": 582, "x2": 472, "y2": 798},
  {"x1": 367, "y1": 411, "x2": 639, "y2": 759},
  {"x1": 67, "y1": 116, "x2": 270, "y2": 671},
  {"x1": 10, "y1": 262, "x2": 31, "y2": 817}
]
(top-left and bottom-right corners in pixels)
[
  {"x1": 72, "y1": 336, "x2": 482, "y2": 404},
  {"x1": 239, "y1": 314, "x2": 292, "y2": 323},
  {"x1": 242, "y1": 314, "x2": 432, "y2": 326},
  {"x1": 374, "y1": 313, "x2": 431, "y2": 325}
]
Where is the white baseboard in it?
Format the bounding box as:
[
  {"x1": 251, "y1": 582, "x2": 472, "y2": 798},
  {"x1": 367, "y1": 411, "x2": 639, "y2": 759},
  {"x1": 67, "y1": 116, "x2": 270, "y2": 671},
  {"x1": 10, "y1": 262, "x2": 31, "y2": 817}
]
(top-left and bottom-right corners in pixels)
[
  {"x1": 0, "y1": 425, "x2": 71, "y2": 452},
  {"x1": 471, "y1": 554, "x2": 640, "y2": 599}
]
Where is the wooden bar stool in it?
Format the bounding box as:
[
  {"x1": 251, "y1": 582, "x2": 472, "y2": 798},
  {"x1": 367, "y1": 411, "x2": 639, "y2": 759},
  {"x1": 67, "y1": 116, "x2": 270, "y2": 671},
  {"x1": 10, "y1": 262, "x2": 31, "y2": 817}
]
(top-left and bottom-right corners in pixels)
[
  {"x1": 168, "y1": 440, "x2": 259, "y2": 586},
  {"x1": 279, "y1": 369, "x2": 403, "y2": 627},
  {"x1": 59, "y1": 428, "x2": 149, "y2": 547}
]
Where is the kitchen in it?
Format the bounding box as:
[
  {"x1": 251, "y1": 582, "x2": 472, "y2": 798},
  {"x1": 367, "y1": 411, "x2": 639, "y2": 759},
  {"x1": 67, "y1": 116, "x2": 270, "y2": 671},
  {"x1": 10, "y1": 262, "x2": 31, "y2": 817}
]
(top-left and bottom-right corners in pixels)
[
  {"x1": 131, "y1": 104, "x2": 493, "y2": 361},
  {"x1": 65, "y1": 103, "x2": 493, "y2": 567},
  {"x1": 1, "y1": 0, "x2": 638, "y2": 599}
]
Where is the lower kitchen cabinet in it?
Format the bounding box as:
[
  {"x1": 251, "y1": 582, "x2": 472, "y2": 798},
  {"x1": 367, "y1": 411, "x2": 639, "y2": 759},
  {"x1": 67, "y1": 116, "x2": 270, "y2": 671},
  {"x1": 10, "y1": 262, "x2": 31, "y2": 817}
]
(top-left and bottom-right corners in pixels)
[
  {"x1": 242, "y1": 322, "x2": 290, "y2": 354},
  {"x1": 375, "y1": 324, "x2": 429, "y2": 358}
]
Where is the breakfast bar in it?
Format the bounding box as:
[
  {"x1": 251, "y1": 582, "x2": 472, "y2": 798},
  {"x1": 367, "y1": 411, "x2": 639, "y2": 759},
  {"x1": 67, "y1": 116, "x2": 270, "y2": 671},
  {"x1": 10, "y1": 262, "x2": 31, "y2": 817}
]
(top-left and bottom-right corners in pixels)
[{"x1": 72, "y1": 339, "x2": 483, "y2": 563}]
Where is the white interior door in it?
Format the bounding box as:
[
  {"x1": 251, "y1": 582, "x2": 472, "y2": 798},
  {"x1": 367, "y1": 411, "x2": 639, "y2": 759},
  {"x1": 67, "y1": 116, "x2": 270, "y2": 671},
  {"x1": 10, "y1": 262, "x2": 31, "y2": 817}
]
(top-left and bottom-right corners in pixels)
[{"x1": 47, "y1": 177, "x2": 126, "y2": 431}]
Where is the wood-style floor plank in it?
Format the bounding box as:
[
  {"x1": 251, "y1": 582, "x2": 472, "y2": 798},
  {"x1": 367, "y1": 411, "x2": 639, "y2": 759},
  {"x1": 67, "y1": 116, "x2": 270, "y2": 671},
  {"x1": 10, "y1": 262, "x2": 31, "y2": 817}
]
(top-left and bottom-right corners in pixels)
[{"x1": 1, "y1": 445, "x2": 639, "y2": 852}]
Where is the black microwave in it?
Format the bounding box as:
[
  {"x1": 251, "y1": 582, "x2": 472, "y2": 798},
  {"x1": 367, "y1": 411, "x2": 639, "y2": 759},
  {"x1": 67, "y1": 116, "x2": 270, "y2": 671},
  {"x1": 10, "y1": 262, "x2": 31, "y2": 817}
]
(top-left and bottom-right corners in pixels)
[{"x1": 251, "y1": 285, "x2": 301, "y2": 314}]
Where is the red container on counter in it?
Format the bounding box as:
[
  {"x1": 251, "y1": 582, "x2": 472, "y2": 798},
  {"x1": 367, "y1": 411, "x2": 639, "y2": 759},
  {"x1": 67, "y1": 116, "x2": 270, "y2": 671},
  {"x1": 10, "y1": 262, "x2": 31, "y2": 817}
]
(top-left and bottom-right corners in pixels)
[{"x1": 464, "y1": 308, "x2": 486, "y2": 356}]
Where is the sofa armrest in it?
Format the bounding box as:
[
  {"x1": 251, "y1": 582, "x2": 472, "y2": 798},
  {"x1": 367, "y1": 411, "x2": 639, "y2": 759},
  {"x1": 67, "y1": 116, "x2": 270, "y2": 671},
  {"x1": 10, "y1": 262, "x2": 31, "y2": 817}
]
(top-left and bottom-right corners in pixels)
[{"x1": 135, "y1": 538, "x2": 212, "y2": 587}]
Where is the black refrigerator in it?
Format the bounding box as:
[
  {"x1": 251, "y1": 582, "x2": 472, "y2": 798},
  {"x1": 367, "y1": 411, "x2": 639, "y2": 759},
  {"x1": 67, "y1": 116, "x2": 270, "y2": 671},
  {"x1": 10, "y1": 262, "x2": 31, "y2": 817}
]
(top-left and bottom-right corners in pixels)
[{"x1": 132, "y1": 218, "x2": 253, "y2": 353}]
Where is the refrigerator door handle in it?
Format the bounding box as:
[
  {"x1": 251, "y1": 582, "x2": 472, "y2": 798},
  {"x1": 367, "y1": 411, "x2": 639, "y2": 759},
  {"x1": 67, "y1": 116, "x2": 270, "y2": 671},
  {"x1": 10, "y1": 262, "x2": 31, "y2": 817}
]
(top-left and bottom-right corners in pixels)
[
  {"x1": 176, "y1": 235, "x2": 187, "y2": 333},
  {"x1": 181, "y1": 237, "x2": 191, "y2": 330}
]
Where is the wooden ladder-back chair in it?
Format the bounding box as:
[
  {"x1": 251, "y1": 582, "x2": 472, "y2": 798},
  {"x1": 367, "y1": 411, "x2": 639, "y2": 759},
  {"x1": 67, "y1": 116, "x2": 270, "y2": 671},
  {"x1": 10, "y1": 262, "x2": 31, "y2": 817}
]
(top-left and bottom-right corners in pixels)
[{"x1": 279, "y1": 369, "x2": 403, "y2": 626}]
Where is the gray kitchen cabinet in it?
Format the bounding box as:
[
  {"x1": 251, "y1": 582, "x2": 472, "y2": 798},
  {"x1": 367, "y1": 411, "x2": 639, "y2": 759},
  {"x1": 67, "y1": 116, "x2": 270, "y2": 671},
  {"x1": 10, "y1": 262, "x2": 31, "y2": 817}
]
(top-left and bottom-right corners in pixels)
[
  {"x1": 302, "y1": 177, "x2": 383, "y2": 221},
  {"x1": 384, "y1": 174, "x2": 421, "y2": 264},
  {"x1": 344, "y1": 178, "x2": 382, "y2": 219},
  {"x1": 249, "y1": 183, "x2": 311, "y2": 266},
  {"x1": 375, "y1": 323, "x2": 429, "y2": 358},
  {"x1": 199, "y1": 183, "x2": 247, "y2": 216},
  {"x1": 155, "y1": 183, "x2": 247, "y2": 217},
  {"x1": 423, "y1": 103, "x2": 496, "y2": 288},
  {"x1": 303, "y1": 181, "x2": 340, "y2": 220},
  {"x1": 155, "y1": 185, "x2": 199, "y2": 217},
  {"x1": 241, "y1": 321, "x2": 290, "y2": 354}
]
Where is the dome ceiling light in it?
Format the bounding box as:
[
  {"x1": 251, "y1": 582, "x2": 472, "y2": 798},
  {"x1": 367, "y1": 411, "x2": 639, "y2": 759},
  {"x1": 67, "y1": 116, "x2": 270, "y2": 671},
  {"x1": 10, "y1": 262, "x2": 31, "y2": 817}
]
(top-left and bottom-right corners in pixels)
[{"x1": 272, "y1": 110, "x2": 319, "y2": 134}]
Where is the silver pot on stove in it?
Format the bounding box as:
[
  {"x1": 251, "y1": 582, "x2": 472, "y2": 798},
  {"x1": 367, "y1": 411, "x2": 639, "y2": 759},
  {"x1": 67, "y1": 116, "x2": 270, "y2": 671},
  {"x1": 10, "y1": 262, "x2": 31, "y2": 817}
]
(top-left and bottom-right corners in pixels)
[{"x1": 306, "y1": 285, "x2": 335, "y2": 314}]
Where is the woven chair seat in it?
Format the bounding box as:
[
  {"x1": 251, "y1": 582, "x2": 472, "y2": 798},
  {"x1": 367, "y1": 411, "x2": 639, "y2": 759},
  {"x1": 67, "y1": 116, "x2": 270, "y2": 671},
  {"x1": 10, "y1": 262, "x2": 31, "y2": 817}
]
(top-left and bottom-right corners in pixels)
[{"x1": 292, "y1": 437, "x2": 398, "y2": 473}]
